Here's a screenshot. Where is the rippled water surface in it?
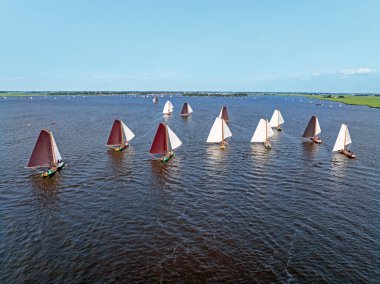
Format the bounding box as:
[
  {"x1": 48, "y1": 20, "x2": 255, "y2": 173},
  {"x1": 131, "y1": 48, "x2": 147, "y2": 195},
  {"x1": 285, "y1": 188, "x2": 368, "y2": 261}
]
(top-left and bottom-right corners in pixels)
[{"x1": 1, "y1": 95, "x2": 379, "y2": 282}]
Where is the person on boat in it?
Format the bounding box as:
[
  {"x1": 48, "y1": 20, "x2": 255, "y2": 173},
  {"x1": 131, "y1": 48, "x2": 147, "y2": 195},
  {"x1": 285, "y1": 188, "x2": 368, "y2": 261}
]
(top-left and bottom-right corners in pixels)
[{"x1": 162, "y1": 151, "x2": 174, "y2": 161}]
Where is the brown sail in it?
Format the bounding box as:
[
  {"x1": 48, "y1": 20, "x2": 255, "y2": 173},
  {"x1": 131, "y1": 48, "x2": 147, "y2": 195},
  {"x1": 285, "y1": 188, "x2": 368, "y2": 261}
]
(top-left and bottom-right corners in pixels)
[
  {"x1": 181, "y1": 103, "x2": 189, "y2": 116},
  {"x1": 219, "y1": 106, "x2": 229, "y2": 122},
  {"x1": 107, "y1": 119, "x2": 124, "y2": 146},
  {"x1": 149, "y1": 123, "x2": 168, "y2": 155},
  {"x1": 27, "y1": 129, "x2": 54, "y2": 168},
  {"x1": 303, "y1": 116, "x2": 319, "y2": 137}
]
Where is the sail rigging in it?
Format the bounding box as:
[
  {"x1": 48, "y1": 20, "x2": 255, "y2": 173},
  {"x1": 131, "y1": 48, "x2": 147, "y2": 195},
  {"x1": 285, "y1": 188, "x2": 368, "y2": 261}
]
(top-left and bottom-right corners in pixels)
[
  {"x1": 303, "y1": 116, "x2": 321, "y2": 137},
  {"x1": 251, "y1": 119, "x2": 274, "y2": 142},
  {"x1": 206, "y1": 117, "x2": 232, "y2": 143},
  {"x1": 270, "y1": 109, "x2": 284, "y2": 128}
]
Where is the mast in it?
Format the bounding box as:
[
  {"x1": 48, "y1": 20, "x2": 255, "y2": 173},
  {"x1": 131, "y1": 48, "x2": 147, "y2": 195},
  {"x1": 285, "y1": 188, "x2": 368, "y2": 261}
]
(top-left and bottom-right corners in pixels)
[
  {"x1": 165, "y1": 124, "x2": 170, "y2": 153},
  {"x1": 277, "y1": 110, "x2": 279, "y2": 127},
  {"x1": 313, "y1": 117, "x2": 316, "y2": 137},
  {"x1": 344, "y1": 124, "x2": 347, "y2": 150},
  {"x1": 222, "y1": 118, "x2": 224, "y2": 141},
  {"x1": 50, "y1": 131, "x2": 56, "y2": 165},
  {"x1": 265, "y1": 120, "x2": 268, "y2": 141},
  {"x1": 120, "y1": 122, "x2": 125, "y2": 144}
]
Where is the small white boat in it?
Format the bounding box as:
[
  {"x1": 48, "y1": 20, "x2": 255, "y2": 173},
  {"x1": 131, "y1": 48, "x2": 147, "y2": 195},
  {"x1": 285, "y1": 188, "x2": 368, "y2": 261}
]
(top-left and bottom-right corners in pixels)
[
  {"x1": 206, "y1": 117, "x2": 232, "y2": 149},
  {"x1": 269, "y1": 109, "x2": 285, "y2": 131},
  {"x1": 163, "y1": 100, "x2": 174, "y2": 115},
  {"x1": 333, "y1": 124, "x2": 356, "y2": 158},
  {"x1": 251, "y1": 118, "x2": 274, "y2": 149}
]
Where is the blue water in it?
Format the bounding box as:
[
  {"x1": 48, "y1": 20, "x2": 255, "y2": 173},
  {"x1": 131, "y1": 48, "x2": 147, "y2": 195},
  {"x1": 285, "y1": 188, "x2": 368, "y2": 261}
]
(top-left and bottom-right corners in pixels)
[{"x1": 0, "y1": 94, "x2": 379, "y2": 282}]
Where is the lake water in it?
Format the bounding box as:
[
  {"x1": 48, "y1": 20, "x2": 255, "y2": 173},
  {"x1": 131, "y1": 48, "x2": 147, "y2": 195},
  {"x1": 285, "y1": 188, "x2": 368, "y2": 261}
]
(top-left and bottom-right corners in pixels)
[{"x1": 0, "y1": 95, "x2": 379, "y2": 282}]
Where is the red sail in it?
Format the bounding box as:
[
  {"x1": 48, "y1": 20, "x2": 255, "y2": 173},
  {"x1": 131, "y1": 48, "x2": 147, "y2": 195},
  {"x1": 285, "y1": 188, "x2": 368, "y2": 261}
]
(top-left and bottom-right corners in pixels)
[
  {"x1": 27, "y1": 129, "x2": 54, "y2": 168},
  {"x1": 181, "y1": 103, "x2": 189, "y2": 115},
  {"x1": 107, "y1": 119, "x2": 123, "y2": 145},
  {"x1": 303, "y1": 116, "x2": 316, "y2": 137},
  {"x1": 221, "y1": 106, "x2": 229, "y2": 122},
  {"x1": 149, "y1": 123, "x2": 168, "y2": 154}
]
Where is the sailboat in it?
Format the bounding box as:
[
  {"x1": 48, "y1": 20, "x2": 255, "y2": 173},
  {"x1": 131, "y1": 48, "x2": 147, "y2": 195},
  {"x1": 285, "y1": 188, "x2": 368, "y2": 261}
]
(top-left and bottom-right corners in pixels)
[
  {"x1": 27, "y1": 129, "x2": 64, "y2": 178},
  {"x1": 251, "y1": 119, "x2": 274, "y2": 149},
  {"x1": 218, "y1": 106, "x2": 229, "y2": 123},
  {"x1": 149, "y1": 123, "x2": 182, "y2": 162},
  {"x1": 269, "y1": 109, "x2": 285, "y2": 131},
  {"x1": 333, "y1": 124, "x2": 356, "y2": 158},
  {"x1": 180, "y1": 102, "x2": 193, "y2": 117},
  {"x1": 162, "y1": 100, "x2": 174, "y2": 115},
  {"x1": 153, "y1": 96, "x2": 158, "y2": 104},
  {"x1": 302, "y1": 115, "x2": 322, "y2": 144},
  {"x1": 106, "y1": 119, "x2": 135, "y2": 152},
  {"x1": 206, "y1": 117, "x2": 232, "y2": 149}
]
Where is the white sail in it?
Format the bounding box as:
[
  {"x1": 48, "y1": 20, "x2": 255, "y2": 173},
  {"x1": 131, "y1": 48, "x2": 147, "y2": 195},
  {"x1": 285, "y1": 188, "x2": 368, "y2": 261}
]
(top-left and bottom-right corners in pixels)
[
  {"x1": 267, "y1": 120, "x2": 275, "y2": 138},
  {"x1": 187, "y1": 104, "x2": 193, "y2": 114},
  {"x1": 50, "y1": 133, "x2": 62, "y2": 162},
  {"x1": 345, "y1": 126, "x2": 352, "y2": 146},
  {"x1": 333, "y1": 124, "x2": 351, "y2": 152},
  {"x1": 270, "y1": 109, "x2": 284, "y2": 127},
  {"x1": 168, "y1": 101, "x2": 174, "y2": 113},
  {"x1": 333, "y1": 124, "x2": 346, "y2": 151},
  {"x1": 163, "y1": 101, "x2": 173, "y2": 114},
  {"x1": 218, "y1": 108, "x2": 223, "y2": 118},
  {"x1": 121, "y1": 121, "x2": 135, "y2": 142},
  {"x1": 251, "y1": 118, "x2": 273, "y2": 142},
  {"x1": 315, "y1": 117, "x2": 321, "y2": 136},
  {"x1": 206, "y1": 117, "x2": 232, "y2": 143},
  {"x1": 167, "y1": 125, "x2": 182, "y2": 150}
]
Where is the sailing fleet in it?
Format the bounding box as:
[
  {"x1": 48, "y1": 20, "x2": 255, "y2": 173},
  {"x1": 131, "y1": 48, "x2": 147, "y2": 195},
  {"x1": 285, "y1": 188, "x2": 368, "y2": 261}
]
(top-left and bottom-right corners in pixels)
[{"x1": 27, "y1": 100, "x2": 357, "y2": 178}]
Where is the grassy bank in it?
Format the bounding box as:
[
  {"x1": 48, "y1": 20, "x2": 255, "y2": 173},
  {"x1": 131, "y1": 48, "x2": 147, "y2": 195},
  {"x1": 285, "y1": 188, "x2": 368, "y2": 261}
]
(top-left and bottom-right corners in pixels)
[{"x1": 306, "y1": 95, "x2": 380, "y2": 108}]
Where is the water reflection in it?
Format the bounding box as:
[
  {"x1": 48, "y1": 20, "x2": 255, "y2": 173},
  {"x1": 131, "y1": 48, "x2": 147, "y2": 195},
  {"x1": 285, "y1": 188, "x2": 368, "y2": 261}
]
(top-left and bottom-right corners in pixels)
[
  {"x1": 30, "y1": 174, "x2": 61, "y2": 207},
  {"x1": 149, "y1": 159, "x2": 173, "y2": 187},
  {"x1": 330, "y1": 153, "x2": 350, "y2": 178},
  {"x1": 250, "y1": 144, "x2": 271, "y2": 164},
  {"x1": 301, "y1": 141, "x2": 321, "y2": 160},
  {"x1": 107, "y1": 147, "x2": 136, "y2": 177}
]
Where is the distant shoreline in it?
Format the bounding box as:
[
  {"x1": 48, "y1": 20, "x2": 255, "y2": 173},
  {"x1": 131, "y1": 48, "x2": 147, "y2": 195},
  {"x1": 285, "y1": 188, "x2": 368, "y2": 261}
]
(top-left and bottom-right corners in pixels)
[{"x1": 1, "y1": 91, "x2": 379, "y2": 108}]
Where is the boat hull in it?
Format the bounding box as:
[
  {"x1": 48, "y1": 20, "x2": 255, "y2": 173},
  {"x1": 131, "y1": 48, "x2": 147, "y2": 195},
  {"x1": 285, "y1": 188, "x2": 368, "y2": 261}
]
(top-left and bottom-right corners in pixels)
[
  {"x1": 340, "y1": 149, "x2": 356, "y2": 159},
  {"x1": 276, "y1": 126, "x2": 282, "y2": 131},
  {"x1": 41, "y1": 162, "x2": 65, "y2": 178},
  {"x1": 220, "y1": 141, "x2": 228, "y2": 150},
  {"x1": 161, "y1": 152, "x2": 174, "y2": 163},
  {"x1": 311, "y1": 137, "x2": 322, "y2": 144},
  {"x1": 264, "y1": 141, "x2": 272, "y2": 149},
  {"x1": 114, "y1": 144, "x2": 129, "y2": 152}
]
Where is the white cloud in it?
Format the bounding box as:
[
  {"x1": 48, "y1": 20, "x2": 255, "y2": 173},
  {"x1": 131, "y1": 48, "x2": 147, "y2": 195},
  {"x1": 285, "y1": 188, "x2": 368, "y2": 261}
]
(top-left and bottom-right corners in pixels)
[{"x1": 339, "y1": 67, "x2": 375, "y2": 76}]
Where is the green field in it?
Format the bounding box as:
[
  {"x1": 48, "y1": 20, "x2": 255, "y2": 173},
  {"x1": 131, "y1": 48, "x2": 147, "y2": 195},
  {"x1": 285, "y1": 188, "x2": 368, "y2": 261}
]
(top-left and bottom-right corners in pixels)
[{"x1": 308, "y1": 95, "x2": 380, "y2": 108}]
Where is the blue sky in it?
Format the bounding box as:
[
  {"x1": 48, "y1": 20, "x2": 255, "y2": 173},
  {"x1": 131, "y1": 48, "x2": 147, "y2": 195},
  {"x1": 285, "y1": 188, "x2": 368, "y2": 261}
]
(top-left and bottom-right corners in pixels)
[{"x1": 0, "y1": 0, "x2": 379, "y2": 92}]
